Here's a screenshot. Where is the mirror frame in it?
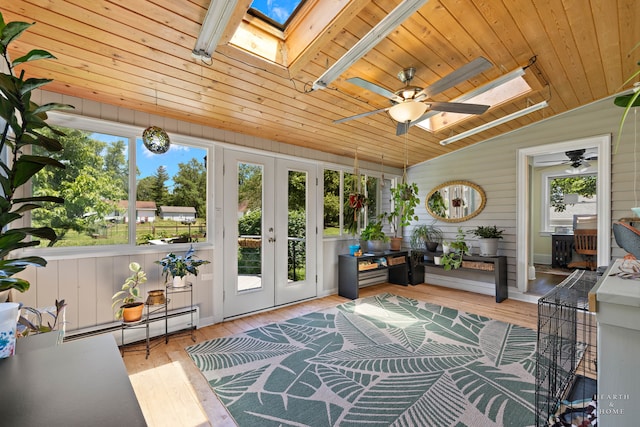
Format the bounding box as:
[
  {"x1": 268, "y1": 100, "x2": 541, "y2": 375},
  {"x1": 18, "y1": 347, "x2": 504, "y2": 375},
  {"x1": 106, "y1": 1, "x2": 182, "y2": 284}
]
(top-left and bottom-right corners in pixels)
[{"x1": 425, "y1": 180, "x2": 486, "y2": 223}]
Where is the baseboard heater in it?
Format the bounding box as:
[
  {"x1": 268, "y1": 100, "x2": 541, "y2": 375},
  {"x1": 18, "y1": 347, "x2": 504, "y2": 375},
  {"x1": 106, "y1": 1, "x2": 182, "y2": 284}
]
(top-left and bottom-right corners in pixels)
[{"x1": 64, "y1": 306, "x2": 199, "y2": 346}]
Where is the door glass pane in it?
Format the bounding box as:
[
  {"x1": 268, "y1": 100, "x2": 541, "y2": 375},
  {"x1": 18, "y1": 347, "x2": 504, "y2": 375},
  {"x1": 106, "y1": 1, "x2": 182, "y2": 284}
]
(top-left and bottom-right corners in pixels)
[
  {"x1": 237, "y1": 163, "x2": 263, "y2": 291},
  {"x1": 288, "y1": 171, "x2": 307, "y2": 282}
]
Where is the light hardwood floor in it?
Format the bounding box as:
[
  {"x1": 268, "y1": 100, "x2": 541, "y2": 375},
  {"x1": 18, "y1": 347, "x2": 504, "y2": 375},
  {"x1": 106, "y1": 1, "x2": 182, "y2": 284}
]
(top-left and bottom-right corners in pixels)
[{"x1": 122, "y1": 283, "x2": 538, "y2": 427}]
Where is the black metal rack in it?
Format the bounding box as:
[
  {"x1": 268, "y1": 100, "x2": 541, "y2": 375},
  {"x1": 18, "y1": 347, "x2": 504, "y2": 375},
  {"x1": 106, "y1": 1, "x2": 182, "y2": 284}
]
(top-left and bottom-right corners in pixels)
[{"x1": 535, "y1": 269, "x2": 599, "y2": 426}]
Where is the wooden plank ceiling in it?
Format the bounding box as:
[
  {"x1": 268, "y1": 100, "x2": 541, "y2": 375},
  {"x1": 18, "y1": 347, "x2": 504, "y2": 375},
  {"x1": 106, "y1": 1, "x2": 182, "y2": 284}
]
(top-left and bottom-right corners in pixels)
[{"x1": 4, "y1": 0, "x2": 639, "y2": 168}]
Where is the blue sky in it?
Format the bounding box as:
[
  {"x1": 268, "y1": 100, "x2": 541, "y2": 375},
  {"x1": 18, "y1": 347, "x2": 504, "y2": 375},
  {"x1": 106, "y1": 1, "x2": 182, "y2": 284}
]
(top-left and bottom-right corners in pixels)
[
  {"x1": 251, "y1": 0, "x2": 302, "y2": 25},
  {"x1": 91, "y1": 133, "x2": 206, "y2": 188}
]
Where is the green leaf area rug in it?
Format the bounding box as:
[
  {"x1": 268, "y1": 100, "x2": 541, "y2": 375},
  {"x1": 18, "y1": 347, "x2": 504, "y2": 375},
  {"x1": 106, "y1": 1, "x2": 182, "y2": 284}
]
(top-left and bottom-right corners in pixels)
[{"x1": 186, "y1": 293, "x2": 538, "y2": 426}]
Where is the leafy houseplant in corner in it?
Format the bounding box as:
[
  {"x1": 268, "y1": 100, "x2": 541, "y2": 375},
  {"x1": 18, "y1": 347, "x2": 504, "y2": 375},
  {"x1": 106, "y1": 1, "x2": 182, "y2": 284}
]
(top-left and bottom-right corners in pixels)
[
  {"x1": 440, "y1": 228, "x2": 469, "y2": 271},
  {"x1": 112, "y1": 262, "x2": 146, "y2": 322},
  {"x1": 411, "y1": 222, "x2": 443, "y2": 253},
  {"x1": 360, "y1": 221, "x2": 389, "y2": 254},
  {"x1": 156, "y1": 246, "x2": 211, "y2": 287},
  {"x1": 0, "y1": 13, "x2": 72, "y2": 356},
  {"x1": 468, "y1": 225, "x2": 504, "y2": 257},
  {"x1": 380, "y1": 182, "x2": 420, "y2": 251}
]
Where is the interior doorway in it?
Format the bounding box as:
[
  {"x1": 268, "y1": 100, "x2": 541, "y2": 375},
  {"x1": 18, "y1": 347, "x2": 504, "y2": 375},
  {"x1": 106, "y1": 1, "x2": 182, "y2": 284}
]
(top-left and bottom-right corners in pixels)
[{"x1": 516, "y1": 135, "x2": 611, "y2": 293}]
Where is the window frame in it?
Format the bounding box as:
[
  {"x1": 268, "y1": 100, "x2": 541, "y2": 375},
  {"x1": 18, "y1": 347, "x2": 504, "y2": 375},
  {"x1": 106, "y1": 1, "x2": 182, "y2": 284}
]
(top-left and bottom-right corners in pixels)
[
  {"x1": 322, "y1": 165, "x2": 397, "y2": 239},
  {"x1": 540, "y1": 166, "x2": 597, "y2": 234},
  {"x1": 20, "y1": 112, "x2": 213, "y2": 258}
]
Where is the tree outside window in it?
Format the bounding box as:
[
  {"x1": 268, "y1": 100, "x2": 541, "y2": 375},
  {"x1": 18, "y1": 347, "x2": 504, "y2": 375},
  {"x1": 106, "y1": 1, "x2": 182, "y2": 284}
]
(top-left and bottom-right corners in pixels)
[{"x1": 31, "y1": 125, "x2": 208, "y2": 247}]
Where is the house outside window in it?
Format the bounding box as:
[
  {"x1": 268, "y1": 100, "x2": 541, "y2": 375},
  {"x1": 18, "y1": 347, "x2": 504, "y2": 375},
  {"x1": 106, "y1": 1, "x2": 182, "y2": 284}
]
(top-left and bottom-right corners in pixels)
[{"x1": 28, "y1": 115, "x2": 209, "y2": 249}]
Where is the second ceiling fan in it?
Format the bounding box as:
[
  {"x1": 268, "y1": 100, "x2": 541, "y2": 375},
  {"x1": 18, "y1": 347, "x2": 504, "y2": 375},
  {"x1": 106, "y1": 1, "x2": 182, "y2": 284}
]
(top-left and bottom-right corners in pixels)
[{"x1": 334, "y1": 57, "x2": 493, "y2": 135}]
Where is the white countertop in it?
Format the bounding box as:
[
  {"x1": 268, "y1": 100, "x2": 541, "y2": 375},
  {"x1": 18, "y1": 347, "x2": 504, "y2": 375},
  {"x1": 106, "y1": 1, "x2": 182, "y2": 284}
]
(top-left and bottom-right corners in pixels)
[{"x1": 596, "y1": 259, "x2": 640, "y2": 307}]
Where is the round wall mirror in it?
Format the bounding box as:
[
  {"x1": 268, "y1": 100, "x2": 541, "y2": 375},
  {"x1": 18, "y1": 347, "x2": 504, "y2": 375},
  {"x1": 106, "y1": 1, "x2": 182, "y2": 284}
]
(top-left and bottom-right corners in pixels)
[{"x1": 425, "y1": 180, "x2": 486, "y2": 223}]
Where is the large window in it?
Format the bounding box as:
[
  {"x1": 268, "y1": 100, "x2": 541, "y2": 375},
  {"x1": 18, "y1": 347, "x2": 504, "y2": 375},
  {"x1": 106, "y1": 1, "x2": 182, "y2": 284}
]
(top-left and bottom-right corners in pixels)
[{"x1": 29, "y1": 117, "x2": 209, "y2": 249}]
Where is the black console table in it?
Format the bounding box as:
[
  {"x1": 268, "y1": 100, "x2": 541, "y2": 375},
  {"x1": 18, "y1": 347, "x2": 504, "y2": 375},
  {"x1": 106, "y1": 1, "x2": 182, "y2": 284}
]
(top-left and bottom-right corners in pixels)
[
  {"x1": 423, "y1": 254, "x2": 508, "y2": 303},
  {"x1": 339, "y1": 250, "x2": 409, "y2": 299}
]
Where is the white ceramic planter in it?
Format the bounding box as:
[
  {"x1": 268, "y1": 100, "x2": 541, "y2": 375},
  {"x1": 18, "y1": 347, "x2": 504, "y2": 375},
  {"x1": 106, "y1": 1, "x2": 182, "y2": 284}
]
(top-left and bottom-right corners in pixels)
[
  {"x1": 433, "y1": 256, "x2": 442, "y2": 265},
  {"x1": 478, "y1": 238, "x2": 499, "y2": 257},
  {"x1": 0, "y1": 302, "x2": 19, "y2": 358},
  {"x1": 172, "y1": 276, "x2": 187, "y2": 287}
]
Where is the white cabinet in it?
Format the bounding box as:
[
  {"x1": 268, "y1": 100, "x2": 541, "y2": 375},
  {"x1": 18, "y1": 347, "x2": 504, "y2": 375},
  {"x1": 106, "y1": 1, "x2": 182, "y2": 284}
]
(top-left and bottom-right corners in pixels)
[{"x1": 596, "y1": 259, "x2": 640, "y2": 426}]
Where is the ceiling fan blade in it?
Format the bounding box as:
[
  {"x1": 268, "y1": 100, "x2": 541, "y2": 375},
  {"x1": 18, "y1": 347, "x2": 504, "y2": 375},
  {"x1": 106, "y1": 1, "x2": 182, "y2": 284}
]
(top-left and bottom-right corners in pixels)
[
  {"x1": 428, "y1": 101, "x2": 489, "y2": 115},
  {"x1": 333, "y1": 106, "x2": 391, "y2": 124},
  {"x1": 346, "y1": 77, "x2": 403, "y2": 102},
  {"x1": 417, "y1": 57, "x2": 493, "y2": 98}
]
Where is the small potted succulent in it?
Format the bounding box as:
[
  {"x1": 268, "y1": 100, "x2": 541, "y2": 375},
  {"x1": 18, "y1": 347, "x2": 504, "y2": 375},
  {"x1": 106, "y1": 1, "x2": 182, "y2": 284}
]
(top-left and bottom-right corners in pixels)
[
  {"x1": 156, "y1": 246, "x2": 211, "y2": 287},
  {"x1": 112, "y1": 262, "x2": 147, "y2": 322}
]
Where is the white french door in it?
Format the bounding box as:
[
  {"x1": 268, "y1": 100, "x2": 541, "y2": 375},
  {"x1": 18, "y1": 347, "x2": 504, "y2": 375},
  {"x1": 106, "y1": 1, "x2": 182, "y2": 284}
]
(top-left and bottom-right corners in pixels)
[{"x1": 223, "y1": 149, "x2": 317, "y2": 318}]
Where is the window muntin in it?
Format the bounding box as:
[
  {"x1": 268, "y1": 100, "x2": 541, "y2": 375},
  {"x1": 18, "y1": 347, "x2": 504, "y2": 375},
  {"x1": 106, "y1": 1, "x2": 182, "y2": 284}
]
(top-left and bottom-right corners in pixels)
[{"x1": 29, "y1": 117, "x2": 209, "y2": 249}]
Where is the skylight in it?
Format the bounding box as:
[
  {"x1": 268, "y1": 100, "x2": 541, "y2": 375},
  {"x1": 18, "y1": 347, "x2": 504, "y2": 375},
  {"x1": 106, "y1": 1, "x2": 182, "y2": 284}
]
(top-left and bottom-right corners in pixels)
[
  {"x1": 249, "y1": 0, "x2": 306, "y2": 30},
  {"x1": 417, "y1": 75, "x2": 532, "y2": 132}
]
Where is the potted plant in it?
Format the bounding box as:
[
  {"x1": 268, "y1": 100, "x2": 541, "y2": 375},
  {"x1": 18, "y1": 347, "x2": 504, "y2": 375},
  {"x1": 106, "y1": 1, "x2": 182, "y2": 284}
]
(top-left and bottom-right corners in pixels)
[
  {"x1": 112, "y1": 262, "x2": 147, "y2": 322},
  {"x1": 440, "y1": 228, "x2": 469, "y2": 270},
  {"x1": 360, "y1": 221, "x2": 389, "y2": 254},
  {"x1": 380, "y1": 182, "x2": 420, "y2": 250},
  {"x1": 156, "y1": 246, "x2": 211, "y2": 287},
  {"x1": 0, "y1": 13, "x2": 71, "y2": 298},
  {"x1": 468, "y1": 225, "x2": 504, "y2": 257},
  {"x1": 0, "y1": 14, "x2": 71, "y2": 357},
  {"x1": 410, "y1": 222, "x2": 443, "y2": 252},
  {"x1": 17, "y1": 299, "x2": 67, "y2": 345}
]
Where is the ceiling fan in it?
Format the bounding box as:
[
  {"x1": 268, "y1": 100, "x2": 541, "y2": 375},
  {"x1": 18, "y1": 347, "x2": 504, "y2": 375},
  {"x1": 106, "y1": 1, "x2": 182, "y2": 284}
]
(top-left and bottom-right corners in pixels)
[
  {"x1": 334, "y1": 57, "x2": 493, "y2": 136},
  {"x1": 538, "y1": 149, "x2": 598, "y2": 169}
]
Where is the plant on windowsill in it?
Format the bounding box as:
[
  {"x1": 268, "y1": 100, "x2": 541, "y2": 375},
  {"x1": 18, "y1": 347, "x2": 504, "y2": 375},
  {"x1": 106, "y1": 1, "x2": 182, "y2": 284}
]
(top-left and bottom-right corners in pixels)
[
  {"x1": 0, "y1": 12, "x2": 72, "y2": 299},
  {"x1": 440, "y1": 228, "x2": 469, "y2": 270},
  {"x1": 379, "y1": 181, "x2": 420, "y2": 250},
  {"x1": 112, "y1": 262, "x2": 146, "y2": 322},
  {"x1": 156, "y1": 246, "x2": 211, "y2": 288}
]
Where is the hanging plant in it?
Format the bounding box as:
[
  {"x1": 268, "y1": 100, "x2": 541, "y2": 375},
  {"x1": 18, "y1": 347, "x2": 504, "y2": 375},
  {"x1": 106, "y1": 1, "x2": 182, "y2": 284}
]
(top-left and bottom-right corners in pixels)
[
  {"x1": 348, "y1": 192, "x2": 367, "y2": 210},
  {"x1": 452, "y1": 197, "x2": 465, "y2": 208}
]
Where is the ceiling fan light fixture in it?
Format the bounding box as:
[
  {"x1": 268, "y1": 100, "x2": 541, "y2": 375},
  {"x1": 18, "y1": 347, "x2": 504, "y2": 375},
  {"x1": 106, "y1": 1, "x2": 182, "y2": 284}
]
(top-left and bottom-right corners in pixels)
[{"x1": 389, "y1": 101, "x2": 427, "y2": 123}]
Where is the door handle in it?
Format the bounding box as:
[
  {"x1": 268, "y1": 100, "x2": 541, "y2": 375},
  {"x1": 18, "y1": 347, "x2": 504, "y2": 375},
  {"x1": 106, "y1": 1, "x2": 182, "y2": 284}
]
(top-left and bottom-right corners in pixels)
[{"x1": 269, "y1": 237, "x2": 276, "y2": 243}]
